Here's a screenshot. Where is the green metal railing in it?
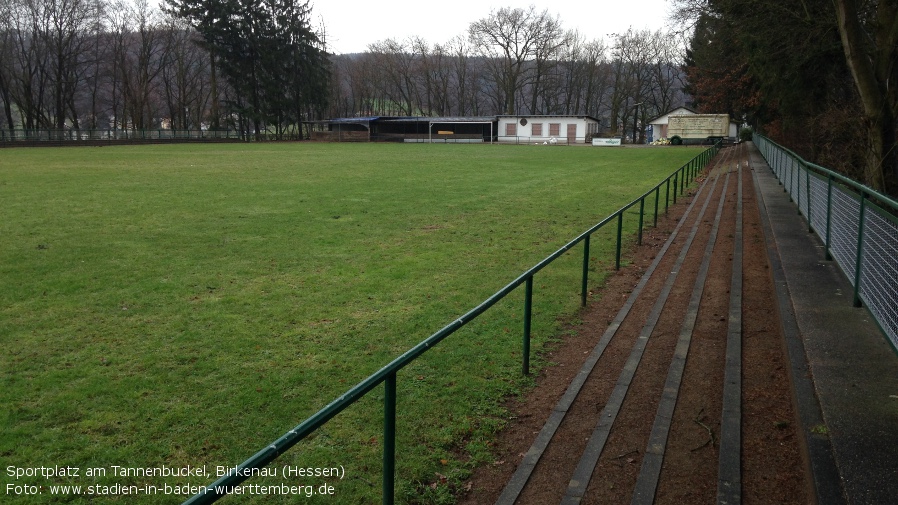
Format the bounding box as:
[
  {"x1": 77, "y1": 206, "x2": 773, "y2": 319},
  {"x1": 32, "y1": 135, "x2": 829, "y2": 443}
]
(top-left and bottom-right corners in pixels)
[
  {"x1": 182, "y1": 144, "x2": 721, "y2": 505},
  {"x1": 754, "y1": 134, "x2": 898, "y2": 352}
]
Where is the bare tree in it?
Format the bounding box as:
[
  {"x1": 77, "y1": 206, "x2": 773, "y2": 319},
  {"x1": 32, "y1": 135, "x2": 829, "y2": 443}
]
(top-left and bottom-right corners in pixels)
[
  {"x1": 412, "y1": 37, "x2": 451, "y2": 116},
  {"x1": 556, "y1": 30, "x2": 585, "y2": 115},
  {"x1": 159, "y1": 15, "x2": 210, "y2": 129},
  {"x1": 525, "y1": 15, "x2": 563, "y2": 114},
  {"x1": 7, "y1": 0, "x2": 54, "y2": 130},
  {"x1": 82, "y1": 4, "x2": 110, "y2": 130},
  {"x1": 42, "y1": 0, "x2": 102, "y2": 131},
  {"x1": 645, "y1": 30, "x2": 687, "y2": 118},
  {"x1": 367, "y1": 38, "x2": 422, "y2": 116},
  {"x1": 609, "y1": 28, "x2": 656, "y2": 142},
  {"x1": 326, "y1": 54, "x2": 351, "y2": 118},
  {"x1": 342, "y1": 53, "x2": 380, "y2": 116},
  {"x1": 444, "y1": 35, "x2": 479, "y2": 116},
  {"x1": 579, "y1": 38, "x2": 610, "y2": 119},
  {"x1": 468, "y1": 6, "x2": 561, "y2": 114},
  {"x1": 106, "y1": 0, "x2": 166, "y2": 131},
  {"x1": 0, "y1": 0, "x2": 17, "y2": 131}
]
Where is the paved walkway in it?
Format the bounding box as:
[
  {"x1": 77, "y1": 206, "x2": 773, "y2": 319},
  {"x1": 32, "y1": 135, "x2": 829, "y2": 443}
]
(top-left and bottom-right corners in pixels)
[{"x1": 751, "y1": 142, "x2": 898, "y2": 505}]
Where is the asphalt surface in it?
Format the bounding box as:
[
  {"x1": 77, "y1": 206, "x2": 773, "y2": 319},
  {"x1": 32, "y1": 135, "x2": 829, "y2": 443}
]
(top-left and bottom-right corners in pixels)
[{"x1": 750, "y1": 141, "x2": 898, "y2": 505}]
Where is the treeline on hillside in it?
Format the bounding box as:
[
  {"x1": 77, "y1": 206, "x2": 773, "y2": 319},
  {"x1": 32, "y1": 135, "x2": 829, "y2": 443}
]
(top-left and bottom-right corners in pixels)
[
  {"x1": 0, "y1": 2, "x2": 688, "y2": 141},
  {"x1": 330, "y1": 7, "x2": 688, "y2": 141},
  {"x1": 0, "y1": 0, "x2": 328, "y2": 139},
  {"x1": 676, "y1": 0, "x2": 898, "y2": 194}
]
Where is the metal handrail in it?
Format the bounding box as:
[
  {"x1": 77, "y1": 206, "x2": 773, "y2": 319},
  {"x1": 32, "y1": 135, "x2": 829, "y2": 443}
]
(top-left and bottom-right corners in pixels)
[
  {"x1": 753, "y1": 134, "x2": 898, "y2": 210},
  {"x1": 753, "y1": 134, "x2": 898, "y2": 351},
  {"x1": 182, "y1": 143, "x2": 721, "y2": 504}
]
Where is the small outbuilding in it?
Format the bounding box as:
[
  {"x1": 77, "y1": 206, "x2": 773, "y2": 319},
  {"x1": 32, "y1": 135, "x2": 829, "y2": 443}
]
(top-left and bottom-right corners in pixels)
[
  {"x1": 648, "y1": 107, "x2": 740, "y2": 142},
  {"x1": 496, "y1": 115, "x2": 601, "y2": 144}
]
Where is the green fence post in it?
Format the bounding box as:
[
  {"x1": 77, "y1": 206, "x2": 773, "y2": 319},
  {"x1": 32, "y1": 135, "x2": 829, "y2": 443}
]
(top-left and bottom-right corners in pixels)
[
  {"x1": 775, "y1": 148, "x2": 780, "y2": 181},
  {"x1": 673, "y1": 173, "x2": 678, "y2": 205},
  {"x1": 680, "y1": 167, "x2": 686, "y2": 196},
  {"x1": 615, "y1": 211, "x2": 623, "y2": 270},
  {"x1": 805, "y1": 163, "x2": 812, "y2": 228},
  {"x1": 853, "y1": 191, "x2": 867, "y2": 308},
  {"x1": 653, "y1": 186, "x2": 660, "y2": 227},
  {"x1": 383, "y1": 373, "x2": 396, "y2": 505},
  {"x1": 825, "y1": 175, "x2": 834, "y2": 261},
  {"x1": 777, "y1": 150, "x2": 792, "y2": 186},
  {"x1": 581, "y1": 235, "x2": 590, "y2": 307},
  {"x1": 665, "y1": 178, "x2": 671, "y2": 214},
  {"x1": 790, "y1": 155, "x2": 795, "y2": 202},
  {"x1": 638, "y1": 197, "x2": 645, "y2": 245},
  {"x1": 523, "y1": 276, "x2": 533, "y2": 375}
]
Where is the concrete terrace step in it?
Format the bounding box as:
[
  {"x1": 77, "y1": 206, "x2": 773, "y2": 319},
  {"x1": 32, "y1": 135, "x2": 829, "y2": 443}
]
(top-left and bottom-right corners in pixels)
[{"x1": 465, "y1": 141, "x2": 898, "y2": 505}]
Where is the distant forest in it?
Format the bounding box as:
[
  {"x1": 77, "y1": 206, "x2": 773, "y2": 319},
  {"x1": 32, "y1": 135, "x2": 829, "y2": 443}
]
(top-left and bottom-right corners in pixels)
[
  {"x1": 0, "y1": 1, "x2": 687, "y2": 141},
  {"x1": 3, "y1": 0, "x2": 894, "y2": 193}
]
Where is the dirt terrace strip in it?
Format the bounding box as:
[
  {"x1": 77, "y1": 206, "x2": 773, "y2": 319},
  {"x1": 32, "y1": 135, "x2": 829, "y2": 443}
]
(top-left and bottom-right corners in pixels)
[{"x1": 458, "y1": 142, "x2": 810, "y2": 505}]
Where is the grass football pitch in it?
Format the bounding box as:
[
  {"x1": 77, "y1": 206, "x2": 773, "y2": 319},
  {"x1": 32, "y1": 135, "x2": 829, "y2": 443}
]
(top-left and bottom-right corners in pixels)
[{"x1": 1, "y1": 142, "x2": 703, "y2": 503}]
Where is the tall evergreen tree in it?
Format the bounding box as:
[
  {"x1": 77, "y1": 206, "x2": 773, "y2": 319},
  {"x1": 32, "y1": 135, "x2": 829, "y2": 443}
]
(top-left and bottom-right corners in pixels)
[
  {"x1": 678, "y1": 0, "x2": 895, "y2": 193},
  {"x1": 165, "y1": 0, "x2": 329, "y2": 138}
]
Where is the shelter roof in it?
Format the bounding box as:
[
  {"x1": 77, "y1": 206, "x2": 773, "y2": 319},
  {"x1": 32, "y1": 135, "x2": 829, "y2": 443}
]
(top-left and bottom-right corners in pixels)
[
  {"x1": 496, "y1": 114, "x2": 601, "y2": 123},
  {"x1": 648, "y1": 106, "x2": 698, "y2": 124},
  {"x1": 379, "y1": 116, "x2": 497, "y2": 123},
  {"x1": 324, "y1": 116, "x2": 383, "y2": 124}
]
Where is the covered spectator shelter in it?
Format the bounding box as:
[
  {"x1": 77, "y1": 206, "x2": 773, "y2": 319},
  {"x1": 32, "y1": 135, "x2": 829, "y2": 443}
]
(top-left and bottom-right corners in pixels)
[{"x1": 313, "y1": 116, "x2": 496, "y2": 142}]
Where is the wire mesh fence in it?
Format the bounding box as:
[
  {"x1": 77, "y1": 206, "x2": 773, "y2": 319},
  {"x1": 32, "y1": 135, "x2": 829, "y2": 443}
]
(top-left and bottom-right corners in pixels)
[
  {"x1": 754, "y1": 134, "x2": 898, "y2": 352},
  {"x1": 0, "y1": 129, "x2": 244, "y2": 142}
]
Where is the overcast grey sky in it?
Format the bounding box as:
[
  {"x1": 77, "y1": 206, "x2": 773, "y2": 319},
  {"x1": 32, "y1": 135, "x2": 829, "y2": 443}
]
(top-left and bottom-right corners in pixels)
[{"x1": 312, "y1": 0, "x2": 675, "y2": 55}]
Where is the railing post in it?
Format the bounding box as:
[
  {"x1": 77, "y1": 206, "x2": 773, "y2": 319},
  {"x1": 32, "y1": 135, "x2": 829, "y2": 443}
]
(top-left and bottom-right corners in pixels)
[
  {"x1": 383, "y1": 373, "x2": 396, "y2": 505},
  {"x1": 615, "y1": 211, "x2": 623, "y2": 270},
  {"x1": 523, "y1": 276, "x2": 533, "y2": 375},
  {"x1": 673, "y1": 173, "x2": 678, "y2": 205},
  {"x1": 680, "y1": 167, "x2": 686, "y2": 196},
  {"x1": 653, "y1": 186, "x2": 660, "y2": 227},
  {"x1": 775, "y1": 148, "x2": 780, "y2": 180},
  {"x1": 581, "y1": 235, "x2": 590, "y2": 307},
  {"x1": 853, "y1": 191, "x2": 867, "y2": 308},
  {"x1": 637, "y1": 197, "x2": 645, "y2": 245},
  {"x1": 805, "y1": 163, "x2": 812, "y2": 229},
  {"x1": 825, "y1": 175, "x2": 834, "y2": 260},
  {"x1": 790, "y1": 155, "x2": 796, "y2": 202},
  {"x1": 665, "y1": 178, "x2": 671, "y2": 214}
]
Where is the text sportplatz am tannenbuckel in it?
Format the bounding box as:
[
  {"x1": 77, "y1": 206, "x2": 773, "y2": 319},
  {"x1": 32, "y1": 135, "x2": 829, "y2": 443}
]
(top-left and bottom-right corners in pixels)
[{"x1": 6, "y1": 464, "x2": 345, "y2": 480}]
